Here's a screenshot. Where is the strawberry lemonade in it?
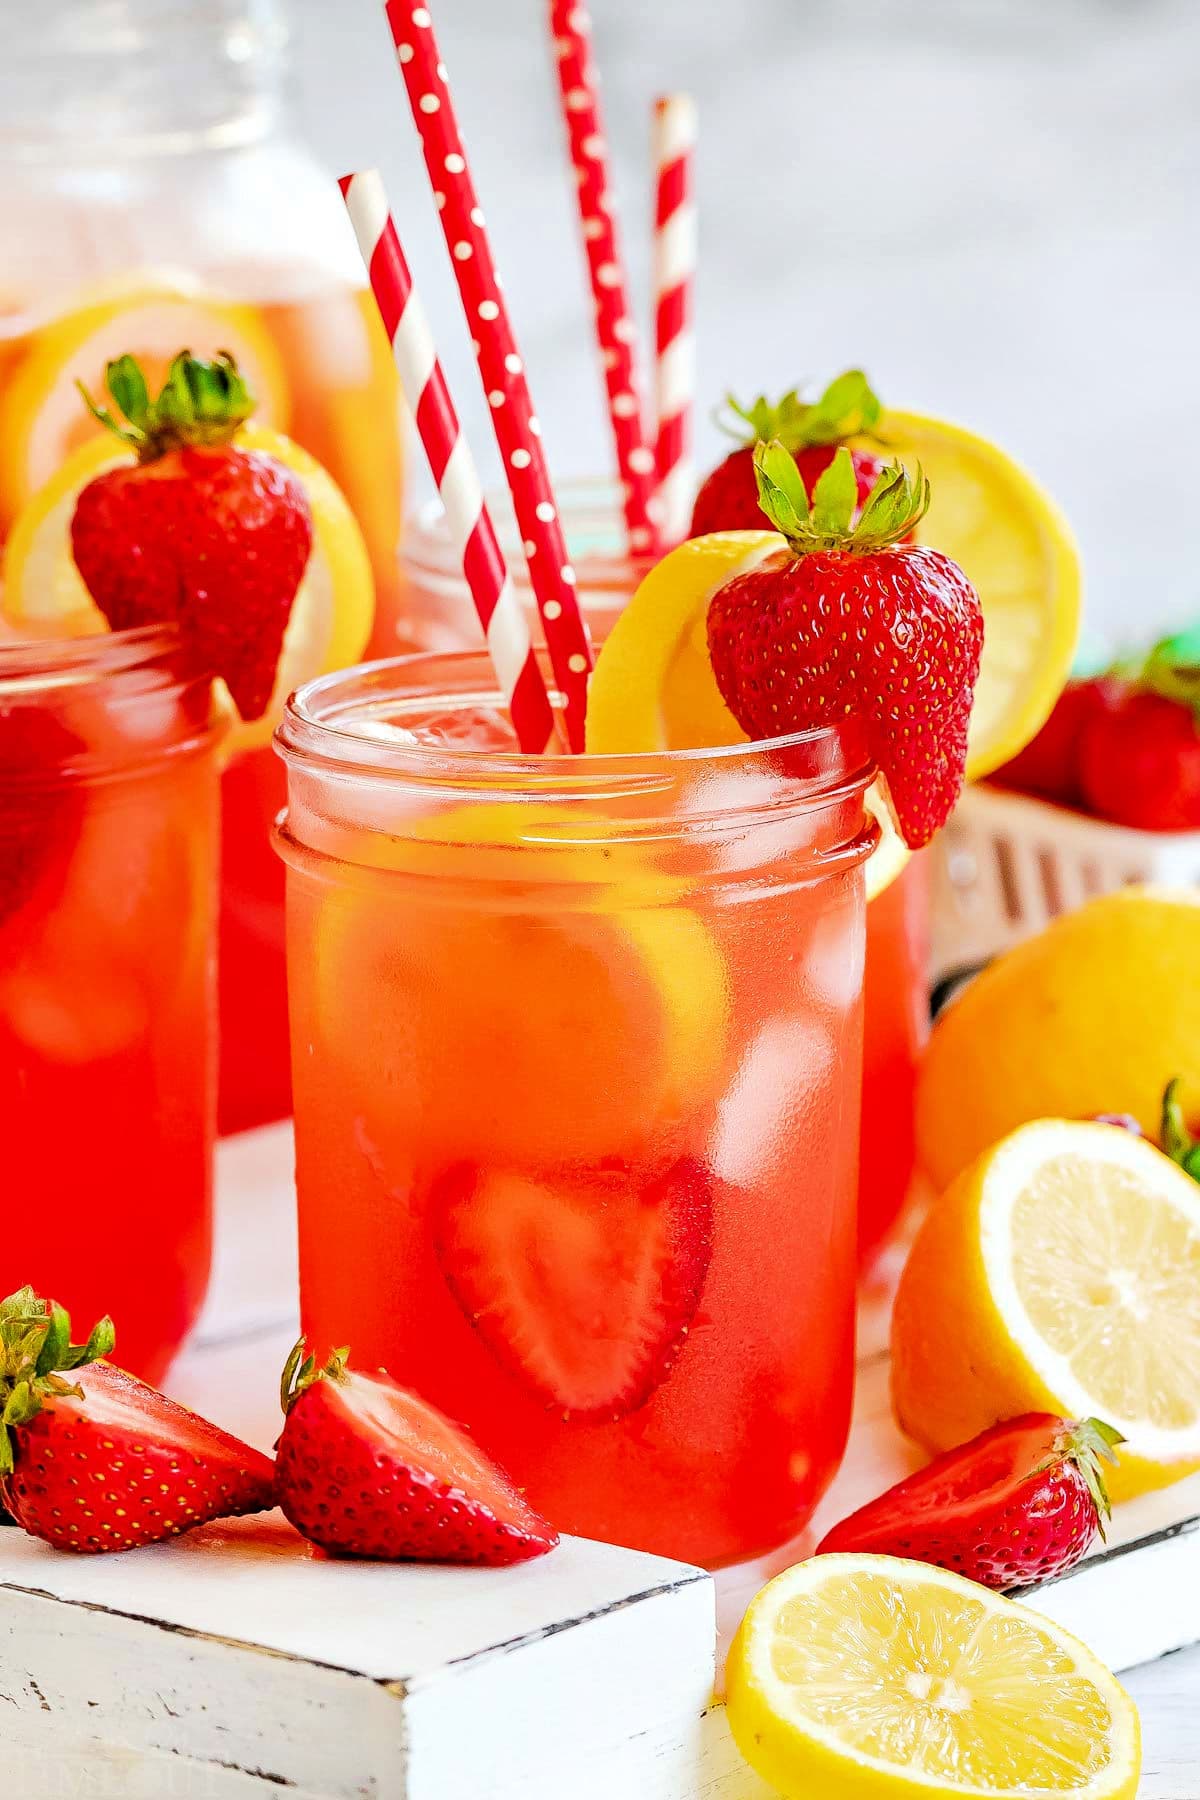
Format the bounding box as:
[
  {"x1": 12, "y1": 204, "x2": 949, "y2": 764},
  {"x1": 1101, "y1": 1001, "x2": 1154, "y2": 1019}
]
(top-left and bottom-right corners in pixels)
[
  {"x1": 277, "y1": 650, "x2": 877, "y2": 1566},
  {"x1": 0, "y1": 627, "x2": 224, "y2": 1381}
]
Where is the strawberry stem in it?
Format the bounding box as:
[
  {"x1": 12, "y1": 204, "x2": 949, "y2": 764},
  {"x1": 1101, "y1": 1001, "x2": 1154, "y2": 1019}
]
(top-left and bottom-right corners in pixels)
[
  {"x1": 1052, "y1": 1417, "x2": 1124, "y2": 1539},
  {"x1": 77, "y1": 350, "x2": 257, "y2": 464},
  {"x1": 280, "y1": 1336, "x2": 351, "y2": 1415},
  {"x1": 0, "y1": 1287, "x2": 114, "y2": 1476},
  {"x1": 718, "y1": 369, "x2": 883, "y2": 450},
  {"x1": 754, "y1": 441, "x2": 930, "y2": 554}
]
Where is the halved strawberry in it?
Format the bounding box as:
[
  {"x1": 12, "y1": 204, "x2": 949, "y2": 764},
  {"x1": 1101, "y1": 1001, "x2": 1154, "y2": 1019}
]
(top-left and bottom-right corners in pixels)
[{"x1": 431, "y1": 1159, "x2": 714, "y2": 1421}]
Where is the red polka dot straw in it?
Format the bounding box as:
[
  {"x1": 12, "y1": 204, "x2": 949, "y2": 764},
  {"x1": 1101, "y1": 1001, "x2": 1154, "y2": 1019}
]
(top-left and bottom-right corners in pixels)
[
  {"x1": 653, "y1": 94, "x2": 698, "y2": 546},
  {"x1": 549, "y1": 0, "x2": 660, "y2": 558},
  {"x1": 383, "y1": 0, "x2": 594, "y2": 752},
  {"x1": 339, "y1": 170, "x2": 556, "y2": 754}
]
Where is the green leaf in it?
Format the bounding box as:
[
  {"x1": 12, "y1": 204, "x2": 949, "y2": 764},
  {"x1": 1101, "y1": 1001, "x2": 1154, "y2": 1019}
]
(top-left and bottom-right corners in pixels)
[
  {"x1": 1160, "y1": 1077, "x2": 1200, "y2": 1180},
  {"x1": 795, "y1": 368, "x2": 882, "y2": 448},
  {"x1": 105, "y1": 355, "x2": 153, "y2": 432},
  {"x1": 0, "y1": 1288, "x2": 39, "y2": 1326},
  {"x1": 753, "y1": 437, "x2": 812, "y2": 536},
  {"x1": 809, "y1": 447, "x2": 859, "y2": 536},
  {"x1": 34, "y1": 1304, "x2": 70, "y2": 1378}
]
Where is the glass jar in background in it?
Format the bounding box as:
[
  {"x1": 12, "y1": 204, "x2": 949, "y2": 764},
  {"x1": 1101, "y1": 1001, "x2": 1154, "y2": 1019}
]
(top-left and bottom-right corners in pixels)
[
  {"x1": 0, "y1": 627, "x2": 225, "y2": 1381},
  {"x1": 276, "y1": 650, "x2": 875, "y2": 1568},
  {"x1": 399, "y1": 485, "x2": 932, "y2": 1265},
  {"x1": 0, "y1": 0, "x2": 404, "y2": 1136}
]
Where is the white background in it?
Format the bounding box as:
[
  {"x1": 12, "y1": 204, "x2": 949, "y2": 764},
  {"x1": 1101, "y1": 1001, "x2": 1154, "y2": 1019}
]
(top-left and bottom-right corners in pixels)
[{"x1": 289, "y1": 0, "x2": 1200, "y2": 656}]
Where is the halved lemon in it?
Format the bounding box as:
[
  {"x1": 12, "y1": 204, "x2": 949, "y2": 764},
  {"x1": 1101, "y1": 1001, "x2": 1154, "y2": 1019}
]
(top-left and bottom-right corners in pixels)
[
  {"x1": 584, "y1": 531, "x2": 908, "y2": 900},
  {"x1": 726, "y1": 1553, "x2": 1140, "y2": 1800},
  {"x1": 0, "y1": 424, "x2": 374, "y2": 754},
  {"x1": 892, "y1": 1119, "x2": 1200, "y2": 1501},
  {"x1": 0, "y1": 279, "x2": 291, "y2": 527},
  {"x1": 868, "y1": 410, "x2": 1082, "y2": 779}
]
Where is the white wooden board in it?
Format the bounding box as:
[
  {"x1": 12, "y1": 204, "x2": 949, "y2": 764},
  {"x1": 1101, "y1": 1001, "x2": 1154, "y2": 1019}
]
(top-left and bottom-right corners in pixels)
[{"x1": 1, "y1": 1125, "x2": 1197, "y2": 1797}]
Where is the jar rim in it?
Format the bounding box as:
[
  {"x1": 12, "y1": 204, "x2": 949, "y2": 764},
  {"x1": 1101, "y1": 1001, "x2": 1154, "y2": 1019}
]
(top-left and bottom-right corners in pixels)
[
  {"x1": 277, "y1": 647, "x2": 876, "y2": 818},
  {"x1": 0, "y1": 622, "x2": 186, "y2": 689}
]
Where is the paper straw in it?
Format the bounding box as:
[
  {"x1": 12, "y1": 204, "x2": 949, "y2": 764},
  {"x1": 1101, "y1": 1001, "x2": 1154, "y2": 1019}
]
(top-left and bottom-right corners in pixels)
[
  {"x1": 384, "y1": 0, "x2": 593, "y2": 752},
  {"x1": 339, "y1": 170, "x2": 556, "y2": 754},
  {"x1": 652, "y1": 94, "x2": 698, "y2": 546},
  {"x1": 549, "y1": 0, "x2": 660, "y2": 556}
]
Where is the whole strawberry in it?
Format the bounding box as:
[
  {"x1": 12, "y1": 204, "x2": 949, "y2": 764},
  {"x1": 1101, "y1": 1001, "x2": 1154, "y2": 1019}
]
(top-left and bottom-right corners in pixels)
[
  {"x1": 990, "y1": 677, "x2": 1110, "y2": 808},
  {"x1": 818, "y1": 1413, "x2": 1123, "y2": 1589},
  {"x1": 690, "y1": 370, "x2": 888, "y2": 537},
  {"x1": 70, "y1": 351, "x2": 313, "y2": 720},
  {"x1": 0, "y1": 1286, "x2": 275, "y2": 1553},
  {"x1": 707, "y1": 441, "x2": 983, "y2": 848},
  {"x1": 274, "y1": 1340, "x2": 558, "y2": 1565},
  {"x1": 1078, "y1": 648, "x2": 1200, "y2": 830}
]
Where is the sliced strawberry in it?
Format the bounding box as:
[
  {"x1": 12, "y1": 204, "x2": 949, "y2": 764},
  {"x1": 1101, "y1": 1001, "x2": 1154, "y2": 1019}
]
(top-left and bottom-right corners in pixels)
[
  {"x1": 818, "y1": 1412, "x2": 1123, "y2": 1589},
  {"x1": 275, "y1": 1343, "x2": 557, "y2": 1564},
  {"x1": 431, "y1": 1159, "x2": 714, "y2": 1422},
  {"x1": 0, "y1": 1286, "x2": 275, "y2": 1553}
]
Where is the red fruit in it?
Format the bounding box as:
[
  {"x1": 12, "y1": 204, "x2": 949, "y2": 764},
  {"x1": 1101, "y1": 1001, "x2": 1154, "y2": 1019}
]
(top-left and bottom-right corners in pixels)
[
  {"x1": 0, "y1": 1286, "x2": 275, "y2": 1554},
  {"x1": 818, "y1": 1412, "x2": 1123, "y2": 1589},
  {"x1": 690, "y1": 370, "x2": 886, "y2": 538},
  {"x1": 69, "y1": 351, "x2": 313, "y2": 721},
  {"x1": 1078, "y1": 682, "x2": 1200, "y2": 831},
  {"x1": 0, "y1": 707, "x2": 84, "y2": 928},
  {"x1": 432, "y1": 1159, "x2": 713, "y2": 1421},
  {"x1": 707, "y1": 443, "x2": 983, "y2": 849},
  {"x1": 274, "y1": 1342, "x2": 558, "y2": 1565},
  {"x1": 989, "y1": 678, "x2": 1108, "y2": 807}
]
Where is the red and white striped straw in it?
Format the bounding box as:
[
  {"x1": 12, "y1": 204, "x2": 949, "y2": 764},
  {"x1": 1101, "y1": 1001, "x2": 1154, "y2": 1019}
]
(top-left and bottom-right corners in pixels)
[
  {"x1": 548, "y1": 0, "x2": 659, "y2": 557},
  {"x1": 339, "y1": 170, "x2": 555, "y2": 754},
  {"x1": 652, "y1": 94, "x2": 698, "y2": 546},
  {"x1": 383, "y1": 0, "x2": 593, "y2": 752}
]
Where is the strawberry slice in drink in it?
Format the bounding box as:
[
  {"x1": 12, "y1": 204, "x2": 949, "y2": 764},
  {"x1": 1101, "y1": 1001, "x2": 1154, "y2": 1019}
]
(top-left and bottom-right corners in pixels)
[{"x1": 431, "y1": 1159, "x2": 714, "y2": 1422}]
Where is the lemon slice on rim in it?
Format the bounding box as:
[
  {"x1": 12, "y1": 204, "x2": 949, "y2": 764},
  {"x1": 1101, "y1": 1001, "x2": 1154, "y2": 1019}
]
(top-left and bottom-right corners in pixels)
[
  {"x1": 0, "y1": 425, "x2": 374, "y2": 754},
  {"x1": 0, "y1": 280, "x2": 291, "y2": 527},
  {"x1": 866, "y1": 409, "x2": 1082, "y2": 779},
  {"x1": 585, "y1": 531, "x2": 908, "y2": 899},
  {"x1": 893, "y1": 1118, "x2": 1200, "y2": 1501},
  {"x1": 726, "y1": 1553, "x2": 1140, "y2": 1800}
]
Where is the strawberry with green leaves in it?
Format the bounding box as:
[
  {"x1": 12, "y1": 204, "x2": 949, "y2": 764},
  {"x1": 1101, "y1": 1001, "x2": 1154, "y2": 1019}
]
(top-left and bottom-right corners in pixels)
[
  {"x1": 818, "y1": 1413, "x2": 1123, "y2": 1588},
  {"x1": 707, "y1": 440, "x2": 984, "y2": 848},
  {"x1": 274, "y1": 1340, "x2": 558, "y2": 1565},
  {"x1": 70, "y1": 351, "x2": 313, "y2": 721},
  {"x1": 690, "y1": 369, "x2": 889, "y2": 537},
  {"x1": 0, "y1": 1286, "x2": 275, "y2": 1553}
]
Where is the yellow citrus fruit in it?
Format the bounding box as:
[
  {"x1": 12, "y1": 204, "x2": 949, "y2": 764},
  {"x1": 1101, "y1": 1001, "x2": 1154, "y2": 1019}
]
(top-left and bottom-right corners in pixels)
[
  {"x1": 892, "y1": 1118, "x2": 1200, "y2": 1501},
  {"x1": 584, "y1": 531, "x2": 908, "y2": 900},
  {"x1": 865, "y1": 409, "x2": 1082, "y2": 779},
  {"x1": 916, "y1": 887, "x2": 1200, "y2": 1191},
  {"x1": 305, "y1": 798, "x2": 730, "y2": 1171},
  {"x1": 726, "y1": 1552, "x2": 1140, "y2": 1800},
  {"x1": 0, "y1": 280, "x2": 290, "y2": 526},
  {"x1": 0, "y1": 424, "x2": 374, "y2": 755}
]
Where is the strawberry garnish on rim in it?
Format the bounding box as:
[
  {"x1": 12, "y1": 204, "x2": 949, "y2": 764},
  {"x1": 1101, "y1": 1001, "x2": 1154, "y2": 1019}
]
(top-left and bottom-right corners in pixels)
[
  {"x1": 818, "y1": 1412, "x2": 1124, "y2": 1589},
  {"x1": 706, "y1": 440, "x2": 984, "y2": 849},
  {"x1": 690, "y1": 368, "x2": 890, "y2": 537},
  {"x1": 431, "y1": 1159, "x2": 714, "y2": 1422},
  {"x1": 273, "y1": 1339, "x2": 558, "y2": 1565},
  {"x1": 0, "y1": 1285, "x2": 275, "y2": 1553},
  {"x1": 70, "y1": 350, "x2": 313, "y2": 721}
]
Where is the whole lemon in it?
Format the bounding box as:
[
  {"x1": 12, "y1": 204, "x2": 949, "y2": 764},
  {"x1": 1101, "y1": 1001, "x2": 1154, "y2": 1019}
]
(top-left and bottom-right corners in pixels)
[{"x1": 917, "y1": 887, "x2": 1200, "y2": 1191}]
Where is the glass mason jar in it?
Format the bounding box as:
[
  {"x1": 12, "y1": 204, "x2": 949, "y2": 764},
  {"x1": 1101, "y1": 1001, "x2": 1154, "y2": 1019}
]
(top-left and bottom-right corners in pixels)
[
  {"x1": 276, "y1": 650, "x2": 876, "y2": 1568},
  {"x1": 399, "y1": 485, "x2": 930, "y2": 1265},
  {"x1": 0, "y1": 0, "x2": 405, "y2": 1137},
  {"x1": 0, "y1": 627, "x2": 225, "y2": 1381}
]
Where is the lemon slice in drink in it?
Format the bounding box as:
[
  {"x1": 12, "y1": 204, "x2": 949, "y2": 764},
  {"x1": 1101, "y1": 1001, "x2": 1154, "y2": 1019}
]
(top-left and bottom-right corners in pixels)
[
  {"x1": 0, "y1": 279, "x2": 290, "y2": 525},
  {"x1": 867, "y1": 409, "x2": 1082, "y2": 778},
  {"x1": 585, "y1": 531, "x2": 908, "y2": 899},
  {"x1": 726, "y1": 1553, "x2": 1140, "y2": 1800},
  {"x1": 1, "y1": 426, "x2": 374, "y2": 754},
  {"x1": 892, "y1": 1118, "x2": 1200, "y2": 1501}
]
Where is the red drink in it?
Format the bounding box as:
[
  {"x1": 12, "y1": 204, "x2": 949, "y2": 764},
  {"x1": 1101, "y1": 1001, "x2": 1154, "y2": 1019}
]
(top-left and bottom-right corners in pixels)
[
  {"x1": 0, "y1": 627, "x2": 223, "y2": 1380},
  {"x1": 277, "y1": 652, "x2": 875, "y2": 1567},
  {"x1": 859, "y1": 856, "x2": 930, "y2": 1264}
]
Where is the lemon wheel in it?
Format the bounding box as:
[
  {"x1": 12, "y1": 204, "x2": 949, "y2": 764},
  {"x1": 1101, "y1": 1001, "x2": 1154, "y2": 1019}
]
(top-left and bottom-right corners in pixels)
[{"x1": 726, "y1": 1553, "x2": 1140, "y2": 1800}]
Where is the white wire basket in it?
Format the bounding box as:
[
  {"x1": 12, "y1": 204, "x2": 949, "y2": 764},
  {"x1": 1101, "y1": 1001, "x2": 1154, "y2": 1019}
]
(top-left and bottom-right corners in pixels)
[{"x1": 929, "y1": 782, "x2": 1200, "y2": 981}]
